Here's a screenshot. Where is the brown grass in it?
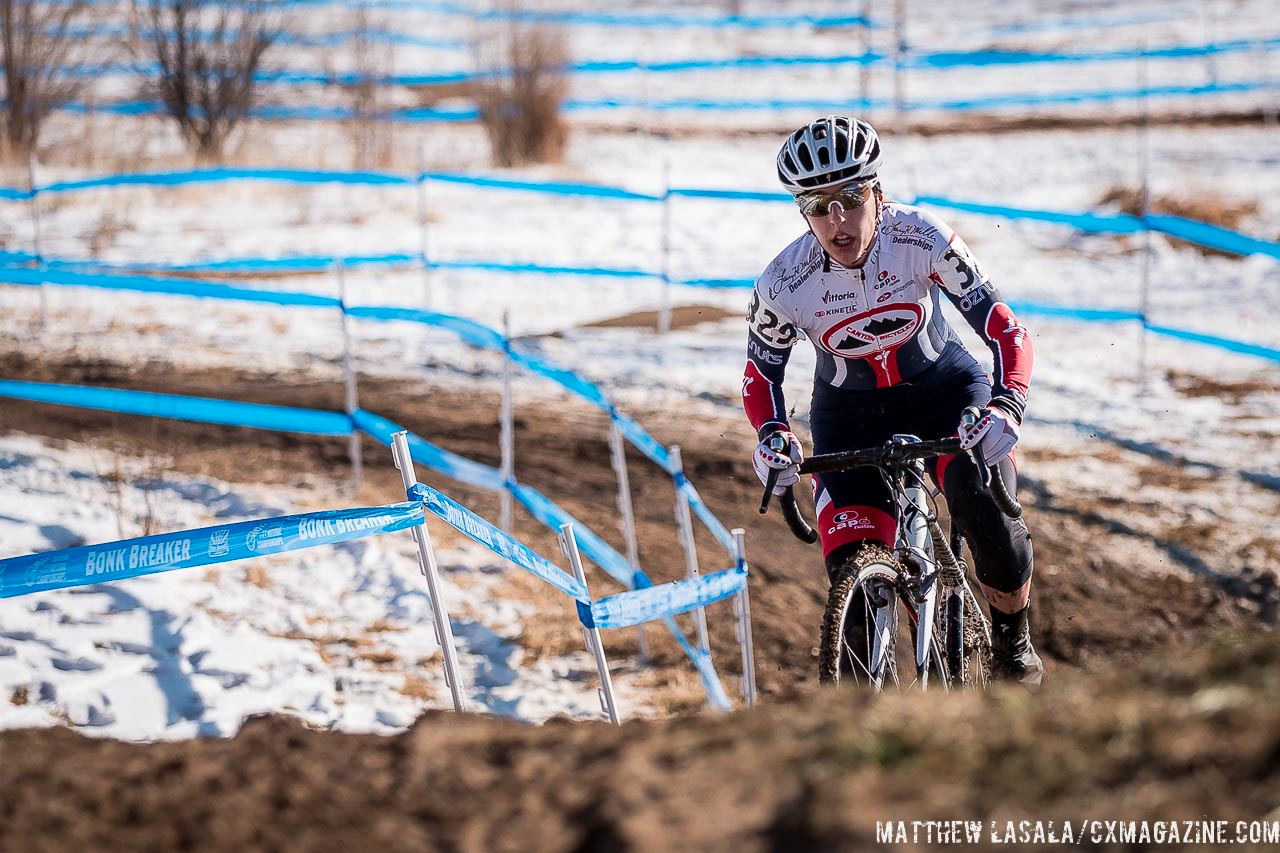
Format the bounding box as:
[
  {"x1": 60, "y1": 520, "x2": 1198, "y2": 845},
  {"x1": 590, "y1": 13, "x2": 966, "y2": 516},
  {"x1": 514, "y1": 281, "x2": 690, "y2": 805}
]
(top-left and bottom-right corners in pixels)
[
  {"x1": 399, "y1": 674, "x2": 435, "y2": 701},
  {"x1": 244, "y1": 564, "x2": 273, "y2": 589},
  {"x1": 472, "y1": 12, "x2": 569, "y2": 167},
  {"x1": 1165, "y1": 370, "x2": 1279, "y2": 404},
  {"x1": 1100, "y1": 185, "x2": 1263, "y2": 256}
]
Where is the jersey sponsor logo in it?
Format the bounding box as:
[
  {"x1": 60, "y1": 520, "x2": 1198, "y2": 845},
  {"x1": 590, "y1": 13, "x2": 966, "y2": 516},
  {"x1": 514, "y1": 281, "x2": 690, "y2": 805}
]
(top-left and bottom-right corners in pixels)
[
  {"x1": 748, "y1": 339, "x2": 784, "y2": 365},
  {"x1": 884, "y1": 220, "x2": 934, "y2": 238},
  {"x1": 765, "y1": 246, "x2": 823, "y2": 299},
  {"x1": 817, "y1": 304, "x2": 924, "y2": 357},
  {"x1": 816, "y1": 306, "x2": 858, "y2": 318},
  {"x1": 891, "y1": 235, "x2": 933, "y2": 251},
  {"x1": 821, "y1": 290, "x2": 857, "y2": 305},
  {"x1": 874, "y1": 270, "x2": 900, "y2": 290},
  {"x1": 827, "y1": 509, "x2": 877, "y2": 536},
  {"x1": 958, "y1": 280, "x2": 996, "y2": 312}
]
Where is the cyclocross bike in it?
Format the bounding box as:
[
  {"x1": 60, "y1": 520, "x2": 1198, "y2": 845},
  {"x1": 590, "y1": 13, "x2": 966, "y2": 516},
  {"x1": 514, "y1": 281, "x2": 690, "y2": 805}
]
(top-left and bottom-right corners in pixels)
[{"x1": 759, "y1": 407, "x2": 1023, "y2": 692}]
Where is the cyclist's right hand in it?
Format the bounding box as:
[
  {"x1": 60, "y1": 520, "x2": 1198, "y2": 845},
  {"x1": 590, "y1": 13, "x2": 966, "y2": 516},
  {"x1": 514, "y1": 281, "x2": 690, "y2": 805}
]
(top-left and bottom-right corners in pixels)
[{"x1": 753, "y1": 429, "x2": 803, "y2": 495}]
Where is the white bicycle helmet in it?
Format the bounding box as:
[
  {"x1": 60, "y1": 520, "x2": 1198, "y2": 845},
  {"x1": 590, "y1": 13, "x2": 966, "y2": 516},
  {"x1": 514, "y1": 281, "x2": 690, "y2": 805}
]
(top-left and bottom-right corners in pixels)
[{"x1": 776, "y1": 115, "x2": 883, "y2": 194}]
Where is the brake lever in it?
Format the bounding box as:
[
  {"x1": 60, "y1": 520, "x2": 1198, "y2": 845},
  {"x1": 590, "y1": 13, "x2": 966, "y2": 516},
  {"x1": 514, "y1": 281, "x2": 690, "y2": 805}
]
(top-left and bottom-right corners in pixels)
[
  {"x1": 759, "y1": 468, "x2": 780, "y2": 514},
  {"x1": 960, "y1": 406, "x2": 993, "y2": 491},
  {"x1": 757, "y1": 432, "x2": 791, "y2": 514}
]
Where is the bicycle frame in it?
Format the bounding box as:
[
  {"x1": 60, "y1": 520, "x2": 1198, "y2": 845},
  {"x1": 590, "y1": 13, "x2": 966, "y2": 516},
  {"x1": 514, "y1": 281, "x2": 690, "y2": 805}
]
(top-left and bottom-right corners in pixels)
[{"x1": 762, "y1": 429, "x2": 1009, "y2": 691}]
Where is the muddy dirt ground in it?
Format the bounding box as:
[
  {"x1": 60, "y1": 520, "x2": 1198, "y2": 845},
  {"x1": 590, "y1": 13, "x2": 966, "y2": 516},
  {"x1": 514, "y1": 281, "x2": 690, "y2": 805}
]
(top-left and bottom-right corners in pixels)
[{"x1": 1, "y1": 351, "x2": 1277, "y2": 851}]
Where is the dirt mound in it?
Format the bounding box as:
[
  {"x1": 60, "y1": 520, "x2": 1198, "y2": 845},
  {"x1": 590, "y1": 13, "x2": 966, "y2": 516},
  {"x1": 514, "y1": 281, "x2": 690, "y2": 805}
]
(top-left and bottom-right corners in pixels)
[{"x1": 1, "y1": 635, "x2": 1277, "y2": 850}]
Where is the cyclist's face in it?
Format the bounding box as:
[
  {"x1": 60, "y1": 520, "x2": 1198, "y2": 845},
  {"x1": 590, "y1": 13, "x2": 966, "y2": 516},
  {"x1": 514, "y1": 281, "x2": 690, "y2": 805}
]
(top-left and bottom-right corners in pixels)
[{"x1": 801, "y1": 182, "x2": 878, "y2": 268}]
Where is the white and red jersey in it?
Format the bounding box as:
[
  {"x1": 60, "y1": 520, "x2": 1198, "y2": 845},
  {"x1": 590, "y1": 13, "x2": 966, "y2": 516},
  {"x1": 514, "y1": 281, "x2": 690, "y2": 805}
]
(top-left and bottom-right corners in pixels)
[{"x1": 743, "y1": 200, "x2": 1033, "y2": 436}]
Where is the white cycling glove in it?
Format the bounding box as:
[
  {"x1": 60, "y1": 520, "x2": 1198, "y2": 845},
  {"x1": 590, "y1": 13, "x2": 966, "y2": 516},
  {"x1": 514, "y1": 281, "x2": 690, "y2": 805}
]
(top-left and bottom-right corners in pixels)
[
  {"x1": 958, "y1": 407, "x2": 1020, "y2": 466},
  {"x1": 753, "y1": 429, "x2": 803, "y2": 495}
]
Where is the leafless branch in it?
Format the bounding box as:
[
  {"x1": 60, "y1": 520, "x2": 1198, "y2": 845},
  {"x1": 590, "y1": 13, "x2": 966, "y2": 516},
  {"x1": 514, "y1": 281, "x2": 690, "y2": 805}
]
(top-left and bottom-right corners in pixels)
[
  {"x1": 130, "y1": 0, "x2": 292, "y2": 162},
  {"x1": 0, "y1": 0, "x2": 116, "y2": 159}
]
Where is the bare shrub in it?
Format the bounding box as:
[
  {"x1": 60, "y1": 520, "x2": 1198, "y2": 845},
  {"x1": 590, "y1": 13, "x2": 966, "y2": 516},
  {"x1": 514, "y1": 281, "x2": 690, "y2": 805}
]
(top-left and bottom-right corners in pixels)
[
  {"x1": 0, "y1": 0, "x2": 118, "y2": 160},
  {"x1": 472, "y1": 11, "x2": 570, "y2": 167},
  {"x1": 341, "y1": 3, "x2": 395, "y2": 169},
  {"x1": 1100, "y1": 185, "x2": 1263, "y2": 257},
  {"x1": 1100, "y1": 185, "x2": 1259, "y2": 230},
  {"x1": 130, "y1": 0, "x2": 293, "y2": 163}
]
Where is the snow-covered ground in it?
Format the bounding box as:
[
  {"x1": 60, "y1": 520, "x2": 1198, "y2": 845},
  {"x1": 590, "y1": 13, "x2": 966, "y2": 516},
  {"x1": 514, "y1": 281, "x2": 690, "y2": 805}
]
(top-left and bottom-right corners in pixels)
[
  {"x1": 1, "y1": 0, "x2": 1277, "y2": 741},
  {"x1": 0, "y1": 433, "x2": 655, "y2": 739}
]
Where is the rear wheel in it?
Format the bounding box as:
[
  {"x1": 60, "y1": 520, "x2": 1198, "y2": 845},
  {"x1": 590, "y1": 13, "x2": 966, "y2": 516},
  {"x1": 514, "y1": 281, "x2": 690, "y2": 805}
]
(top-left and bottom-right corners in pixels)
[
  {"x1": 818, "y1": 544, "x2": 948, "y2": 691},
  {"x1": 944, "y1": 585, "x2": 992, "y2": 689}
]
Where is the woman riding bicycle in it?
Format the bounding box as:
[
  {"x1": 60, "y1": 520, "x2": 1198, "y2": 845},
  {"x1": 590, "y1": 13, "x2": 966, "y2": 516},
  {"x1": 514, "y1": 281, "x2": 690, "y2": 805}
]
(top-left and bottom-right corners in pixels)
[{"x1": 745, "y1": 115, "x2": 1043, "y2": 686}]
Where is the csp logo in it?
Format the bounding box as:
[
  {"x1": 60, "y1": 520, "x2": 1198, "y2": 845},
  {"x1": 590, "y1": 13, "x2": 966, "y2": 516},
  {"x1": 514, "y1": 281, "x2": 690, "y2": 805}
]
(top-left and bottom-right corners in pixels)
[{"x1": 827, "y1": 510, "x2": 874, "y2": 536}]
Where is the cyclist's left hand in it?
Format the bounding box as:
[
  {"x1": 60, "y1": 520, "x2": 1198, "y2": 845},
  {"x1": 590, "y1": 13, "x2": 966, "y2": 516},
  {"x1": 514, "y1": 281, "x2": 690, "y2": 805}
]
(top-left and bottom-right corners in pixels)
[{"x1": 958, "y1": 407, "x2": 1019, "y2": 465}]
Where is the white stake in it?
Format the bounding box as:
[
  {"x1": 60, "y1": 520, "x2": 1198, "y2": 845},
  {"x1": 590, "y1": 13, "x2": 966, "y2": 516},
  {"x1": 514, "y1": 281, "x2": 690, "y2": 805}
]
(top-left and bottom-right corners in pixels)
[
  {"x1": 560, "y1": 524, "x2": 621, "y2": 725},
  {"x1": 500, "y1": 310, "x2": 515, "y2": 533},
  {"x1": 416, "y1": 141, "x2": 434, "y2": 309},
  {"x1": 391, "y1": 431, "x2": 468, "y2": 712},
  {"x1": 731, "y1": 528, "x2": 757, "y2": 708},
  {"x1": 336, "y1": 260, "x2": 363, "y2": 493},
  {"x1": 608, "y1": 406, "x2": 648, "y2": 664},
  {"x1": 669, "y1": 446, "x2": 709, "y2": 655}
]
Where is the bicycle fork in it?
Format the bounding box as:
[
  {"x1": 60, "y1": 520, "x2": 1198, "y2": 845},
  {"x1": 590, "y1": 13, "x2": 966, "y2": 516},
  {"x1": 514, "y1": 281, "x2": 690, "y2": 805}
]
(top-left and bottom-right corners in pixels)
[{"x1": 900, "y1": 476, "x2": 942, "y2": 690}]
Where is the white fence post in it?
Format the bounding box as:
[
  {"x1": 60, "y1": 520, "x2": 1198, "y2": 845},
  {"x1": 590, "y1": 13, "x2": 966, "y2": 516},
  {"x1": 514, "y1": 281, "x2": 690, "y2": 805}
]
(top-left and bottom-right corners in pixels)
[
  {"x1": 658, "y1": 154, "x2": 672, "y2": 335},
  {"x1": 1137, "y1": 42, "x2": 1152, "y2": 395},
  {"x1": 893, "y1": 0, "x2": 907, "y2": 137},
  {"x1": 559, "y1": 523, "x2": 621, "y2": 725},
  {"x1": 27, "y1": 152, "x2": 47, "y2": 329},
  {"x1": 669, "y1": 445, "x2": 710, "y2": 655},
  {"x1": 607, "y1": 405, "x2": 649, "y2": 664},
  {"x1": 391, "y1": 431, "x2": 468, "y2": 712},
  {"x1": 731, "y1": 528, "x2": 757, "y2": 708},
  {"x1": 336, "y1": 260, "x2": 364, "y2": 493},
  {"x1": 416, "y1": 141, "x2": 434, "y2": 309},
  {"x1": 500, "y1": 310, "x2": 515, "y2": 533}
]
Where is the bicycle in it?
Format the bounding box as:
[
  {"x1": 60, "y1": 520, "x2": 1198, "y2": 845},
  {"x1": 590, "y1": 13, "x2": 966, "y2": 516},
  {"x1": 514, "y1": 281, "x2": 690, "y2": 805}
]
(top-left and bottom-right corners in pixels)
[{"x1": 759, "y1": 407, "x2": 1023, "y2": 692}]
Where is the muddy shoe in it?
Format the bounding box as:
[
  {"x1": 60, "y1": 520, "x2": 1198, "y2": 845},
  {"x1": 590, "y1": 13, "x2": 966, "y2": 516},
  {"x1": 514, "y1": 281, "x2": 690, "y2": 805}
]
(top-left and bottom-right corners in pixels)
[{"x1": 990, "y1": 606, "x2": 1044, "y2": 689}]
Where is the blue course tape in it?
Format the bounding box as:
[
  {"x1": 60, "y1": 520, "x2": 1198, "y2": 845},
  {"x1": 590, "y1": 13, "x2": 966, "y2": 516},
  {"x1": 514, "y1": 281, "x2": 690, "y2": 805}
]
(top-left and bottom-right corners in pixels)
[
  {"x1": 420, "y1": 171, "x2": 662, "y2": 201},
  {"x1": 345, "y1": 305, "x2": 507, "y2": 351},
  {"x1": 4, "y1": 254, "x2": 418, "y2": 275},
  {"x1": 0, "y1": 266, "x2": 341, "y2": 308},
  {"x1": 1143, "y1": 214, "x2": 1280, "y2": 260},
  {"x1": 1145, "y1": 326, "x2": 1280, "y2": 363},
  {"x1": 0, "y1": 380, "x2": 354, "y2": 436},
  {"x1": 588, "y1": 566, "x2": 746, "y2": 630},
  {"x1": 911, "y1": 195, "x2": 1144, "y2": 235},
  {"x1": 351, "y1": 409, "x2": 509, "y2": 492},
  {"x1": 675, "y1": 476, "x2": 736, "y2": 552},
  {"x1": 37, "y1": 167, "x2": 413, "y2": 195},
  {"x1": 611, "y1": 410, "x2": 669, "y2": 469},
  {"x1": 508, "y1": 483, "x2": 638, "y2": 588},
  {"x1": 432, "y1": 259, "x2": 659, "y2": 279},
  {"x1": 409, "y1": 482, "x2": 588, "y2": 602},
  {"x1": 0, "y1": 502, "x2": 424, "y2": 599}
]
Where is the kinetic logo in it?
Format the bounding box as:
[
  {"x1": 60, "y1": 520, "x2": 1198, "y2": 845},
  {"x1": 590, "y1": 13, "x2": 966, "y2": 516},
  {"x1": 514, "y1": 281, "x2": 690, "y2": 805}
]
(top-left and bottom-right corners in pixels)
[{"x1": 818, "y1": 305, "x2": 923, "y2": 356}]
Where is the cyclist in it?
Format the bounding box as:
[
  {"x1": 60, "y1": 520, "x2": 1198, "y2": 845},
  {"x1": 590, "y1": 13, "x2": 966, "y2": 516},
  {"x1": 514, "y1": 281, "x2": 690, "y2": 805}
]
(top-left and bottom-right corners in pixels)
[{"x1": 745, "y1": 115, "x2": 1043, "y2": 687}]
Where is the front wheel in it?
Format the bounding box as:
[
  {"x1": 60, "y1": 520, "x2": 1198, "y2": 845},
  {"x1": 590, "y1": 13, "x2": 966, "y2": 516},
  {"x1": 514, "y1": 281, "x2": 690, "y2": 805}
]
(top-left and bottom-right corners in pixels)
[{"x1": 818, "y1": 544, "x2": 948, "y2": 691}]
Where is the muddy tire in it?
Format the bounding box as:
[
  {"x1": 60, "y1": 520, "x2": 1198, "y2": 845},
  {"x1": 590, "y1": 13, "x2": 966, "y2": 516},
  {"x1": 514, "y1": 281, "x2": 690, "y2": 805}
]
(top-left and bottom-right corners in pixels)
[{"x1": 818, "y1": 544, "x2": 948, "y2": 689}]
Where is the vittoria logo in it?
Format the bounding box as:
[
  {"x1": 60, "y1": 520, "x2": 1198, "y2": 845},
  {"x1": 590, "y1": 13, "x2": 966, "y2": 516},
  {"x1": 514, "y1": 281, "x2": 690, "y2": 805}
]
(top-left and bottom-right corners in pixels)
[
  {"x1": 822, "y1": 290, "x2": 857, "y2": 305},
  {"x1": 818, "y1": 305, "x2": 923, "y2": 357}
]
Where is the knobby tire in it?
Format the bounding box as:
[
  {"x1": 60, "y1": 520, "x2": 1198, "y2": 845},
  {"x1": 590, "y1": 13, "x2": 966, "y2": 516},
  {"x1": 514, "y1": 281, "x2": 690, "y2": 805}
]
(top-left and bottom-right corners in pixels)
[{"x1": 818, "y1": 544, "x2": 948, "y2": 690}]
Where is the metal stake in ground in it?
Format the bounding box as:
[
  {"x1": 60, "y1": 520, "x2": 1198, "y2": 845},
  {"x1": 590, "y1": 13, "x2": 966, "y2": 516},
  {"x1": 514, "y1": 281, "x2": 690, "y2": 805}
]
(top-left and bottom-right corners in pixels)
[
  {"x1": 391, "y1": 431, "x2": 468, "y2": 712},
  {"x1": 560, "y1": 523, "x2": 621, "y2": 726}
]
